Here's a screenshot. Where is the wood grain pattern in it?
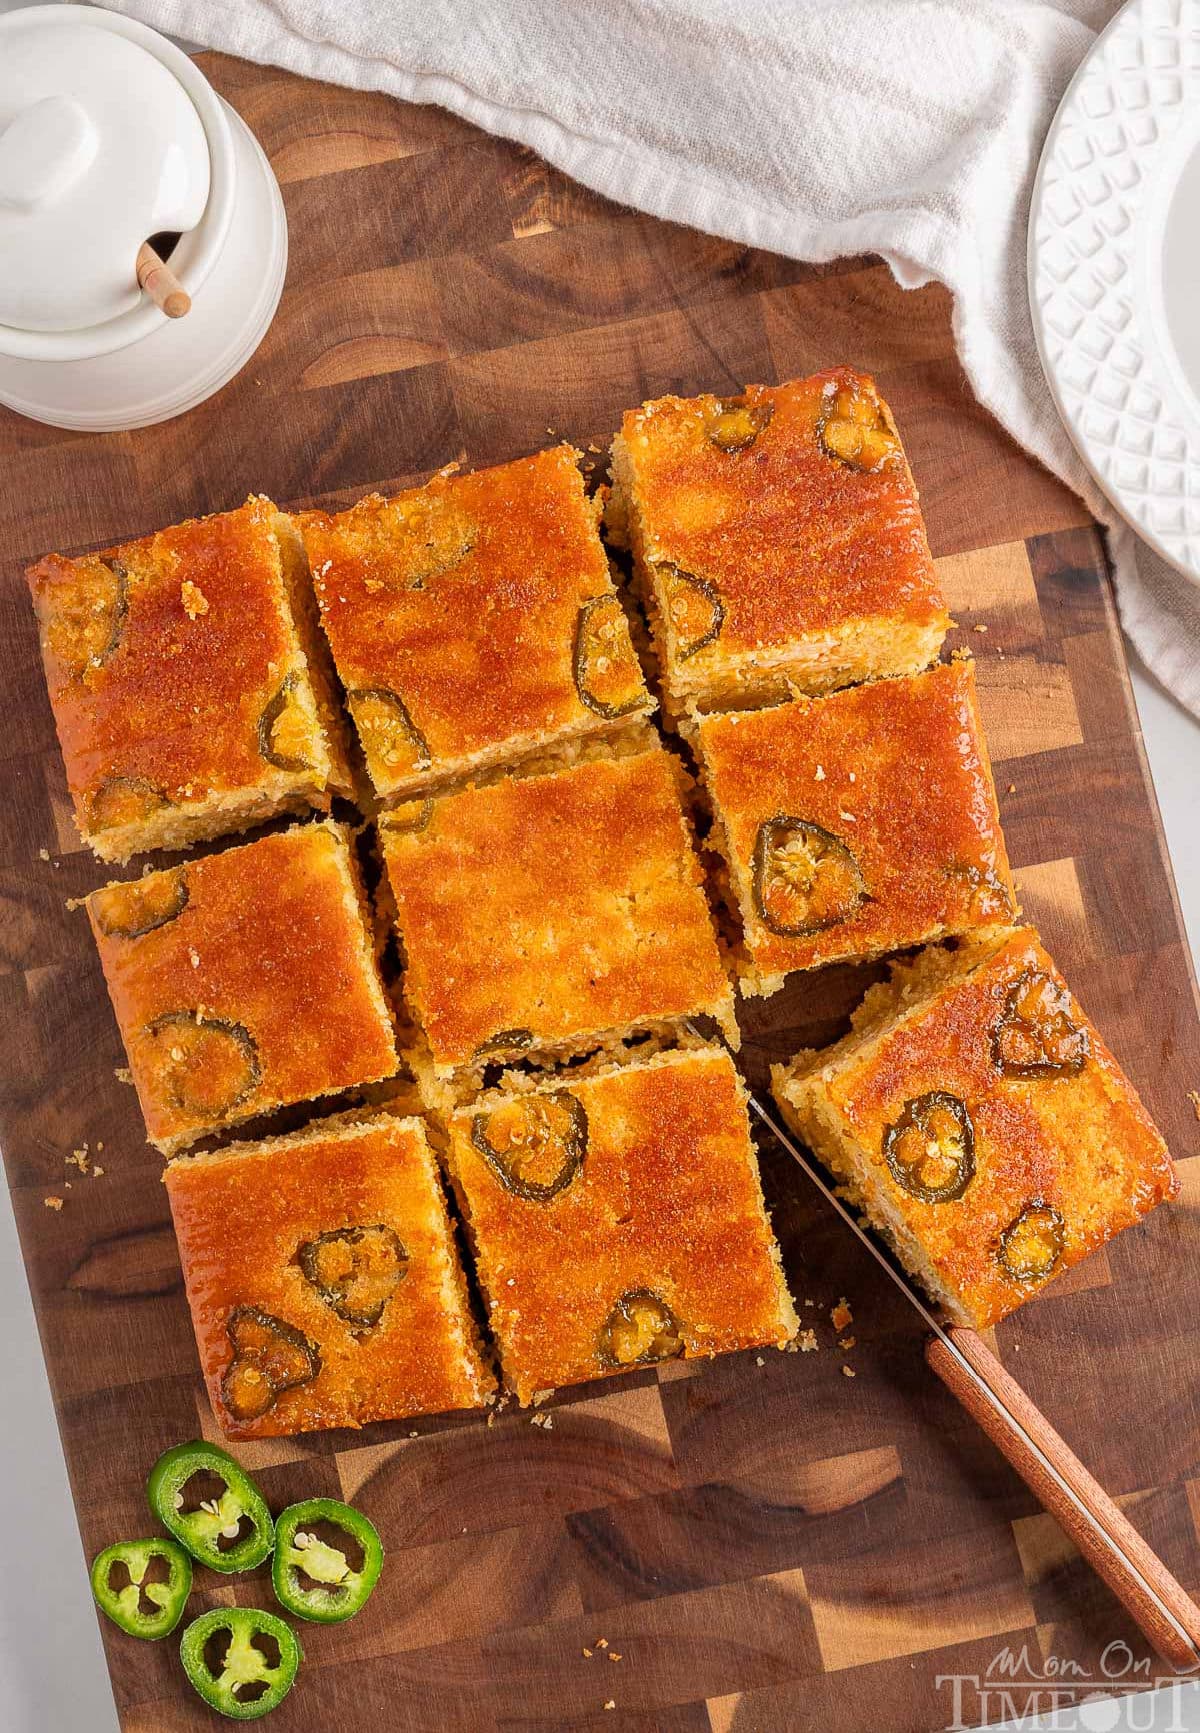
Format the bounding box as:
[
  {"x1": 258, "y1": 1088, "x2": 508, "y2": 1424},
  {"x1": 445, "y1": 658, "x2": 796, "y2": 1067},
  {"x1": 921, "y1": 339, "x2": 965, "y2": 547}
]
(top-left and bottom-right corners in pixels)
[{"x1": 1, "y1": 53, "x2": 1199, "y2": 1733}]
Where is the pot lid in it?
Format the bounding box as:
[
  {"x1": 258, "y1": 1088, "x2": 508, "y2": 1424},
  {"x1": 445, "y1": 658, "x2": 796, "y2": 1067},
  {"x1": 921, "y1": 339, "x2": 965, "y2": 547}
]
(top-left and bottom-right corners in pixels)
[{"x1": 0, "y1": 13, "x2": 210, "y2": 334}]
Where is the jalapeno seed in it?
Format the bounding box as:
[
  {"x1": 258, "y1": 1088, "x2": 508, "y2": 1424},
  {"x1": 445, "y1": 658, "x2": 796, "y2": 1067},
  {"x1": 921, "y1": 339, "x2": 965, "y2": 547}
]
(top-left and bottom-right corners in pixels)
[
  {"x1": 471, "y1": 1090, "x2": 588, "y2": 1202},
  {"x1": 752, "y1": 816, "x2": 867, "y2": 938},
  {"x1": 92, "y1": 867, "x2": 189, "y2": 940},
  {"x1": 87, "y1": 774, "x2": 170, "y2": 835},
  {"x1": 221, "y1": 1305, "x2": 321, "y2": 1423},
  {"x1": 655, "y1": 563, "x2": 725, "y2": 661},
  {"x1": 817, "y1": 380, "x2": 901, "y2": 472},
  {"x1": 142, "y1": 1011, "x2": 261, "y2": 1121},
  {"x1": 993, "y1": 970, "x2": 1090, "y2": 1079},
  {"x1": 705, "y1": 394, "x2": 775, "y2": 454},
  {"x1": 998, "y1": 1200, "x2": 1066, "y2": 1282},
  {"x1": 599, "y1": 1290, "x2": 683, "y2": 1367},
  {"x1": 573, "y1": 593, "x2": 646, "y2": 719},
  {"x1": 883, "y1": 1091, "x2": 976, "y2": 1203},
  {"x1": 297, "y1": 1224, "x2": 408, "y2": 1331},
  {"x1": 256, "y1": 672, "x2": 314, "y2": 774},
  {"x1": 348, "y1": 686, "x2": 431, "y2": 779},
  {"x1": 45, "y1": 554, "x2": 128, "y2": 678}
]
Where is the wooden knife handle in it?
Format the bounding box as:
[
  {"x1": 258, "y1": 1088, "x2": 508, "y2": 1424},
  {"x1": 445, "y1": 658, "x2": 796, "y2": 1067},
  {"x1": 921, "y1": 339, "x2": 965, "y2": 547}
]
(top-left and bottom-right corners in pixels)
[{"x1": 926, "y1": 1324, "x2": 1200, "y2": 1673}]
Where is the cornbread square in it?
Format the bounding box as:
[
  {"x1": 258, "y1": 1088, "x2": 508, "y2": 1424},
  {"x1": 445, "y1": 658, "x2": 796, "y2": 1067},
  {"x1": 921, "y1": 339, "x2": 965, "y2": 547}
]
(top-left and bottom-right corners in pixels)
[
  {"x1": 165, "y1": 1113, "x2": 494, "y2": 1438},
  {"x1": 772, "y1": 926, "x2": 1177, "y2": 1329},
  {"x1": 379, "y1": 738, "x2": 737, "y2": 1102},
  {"x1": 301, "y1": 445, "x2": 652, "y2": 801},
  {"x1": 27, "y1": 497, "x2": 352, "y2": 863},
  {"x1": 695, "y1": 659, "x2": 1015, "y2": 996},
  {"x1": 446, "y1": 1046, "x2": 797, "y2": 1402},
  {"x1": 87, "y1": 822, "x2": 398, "y2": 1154},
  {"x1": 608, "y1": 369, "x2": 948, "y2": 716}
]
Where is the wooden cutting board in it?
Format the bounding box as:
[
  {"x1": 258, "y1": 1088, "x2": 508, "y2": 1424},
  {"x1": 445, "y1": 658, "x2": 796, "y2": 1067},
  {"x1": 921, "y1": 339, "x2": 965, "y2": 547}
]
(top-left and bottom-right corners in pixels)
[{"x1": 2, "y1": 54, "x2": 1199, "y2": 1733}]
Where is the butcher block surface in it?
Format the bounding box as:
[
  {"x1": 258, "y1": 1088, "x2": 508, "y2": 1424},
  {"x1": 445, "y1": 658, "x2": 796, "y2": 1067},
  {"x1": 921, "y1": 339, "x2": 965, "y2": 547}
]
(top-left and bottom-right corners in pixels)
[{"x1": 1, "y1": 54, "x2": 1198, "y2": 1733}]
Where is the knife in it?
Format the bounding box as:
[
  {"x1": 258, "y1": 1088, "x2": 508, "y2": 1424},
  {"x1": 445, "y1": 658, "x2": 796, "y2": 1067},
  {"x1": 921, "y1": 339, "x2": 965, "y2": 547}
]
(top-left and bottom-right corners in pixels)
[{"x1": 746, "y1": 1089, "x2": 1200, "y2": 1674}]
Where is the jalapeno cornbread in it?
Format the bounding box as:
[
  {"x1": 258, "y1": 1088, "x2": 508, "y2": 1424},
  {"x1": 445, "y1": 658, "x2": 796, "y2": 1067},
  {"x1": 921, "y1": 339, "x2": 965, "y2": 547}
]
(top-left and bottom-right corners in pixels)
[
  {"x1": 446, "y1": 1046, "x2": 797, "y2": 1402},
  {"x1": 301, "y1": 446, "x2": 652, "y2": 802},
  {"x1": 772, "y1": 925, "x2": 1177, "y2": 1329},
  {"x1": 608, "y1": 369, "x2": 948, "y2": 717},
  {"x1": 694, "y1": 659, "x2": 1015, "y2": 995},
  {"x1": 379, "y1": 736, "x2": 738, "y2": 1104},
  {"x1": 87, "y1": 822, "x2": 398, "y2": 1154},
  {"x1": 165, "y1": 1113, "x2": 494, "y2": 1437},
  {"x1": 28, "y1": 498, "x2": 352, "y2": 863}
]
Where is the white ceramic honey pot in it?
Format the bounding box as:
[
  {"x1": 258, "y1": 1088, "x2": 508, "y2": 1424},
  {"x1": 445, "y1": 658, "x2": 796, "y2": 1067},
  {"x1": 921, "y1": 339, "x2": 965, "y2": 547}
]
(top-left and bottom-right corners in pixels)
[{"x1": 0, "y1": 4, "x2": 287, "y2": 430}]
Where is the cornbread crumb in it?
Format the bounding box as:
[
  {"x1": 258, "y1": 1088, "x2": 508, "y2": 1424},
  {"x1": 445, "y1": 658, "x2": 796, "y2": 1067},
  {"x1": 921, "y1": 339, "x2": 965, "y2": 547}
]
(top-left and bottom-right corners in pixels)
[
  {"x1": 973, "y1": 623, "x2": 988, "y2": 633},
  {"x1": 583, "y1": 1648, "x2": 593, "y2": 1659},
  {"x1": 604, "y1": 1703, "x2": 615, "y2": 1712},
  {"x1": 38, "y1": 847, "x2": 49, "y2": 861},
  {"x1": 609, "y1": 1652, "x2": 622, "y2": 1662},
  {"x1": 597, "y1": 1638, "x2": 608, "y2": 1649},
  {"x1": 831, "y1": 1297, "x2": 853, "y2": 1331},
  {"x1": 842, "y1": 1364, "x2": 857, "y2": 1378},
  {"x1": 798, "y1": 1329, "x2": 818, "y2": 1352},
  {"x1": 43, "y1": 1195, "x2": 64, "y2": 1210},
  {"x1": 114, "y1": 1068, "x2": 132, "y2": 1085},
  {"x1": 1189, "y1": 1091, "x2": 1200, "y2": 1122},
  {"x1": 92, "y1": 1166, "x2": 105, "y2": 1179},
  {"x1": 839, "y1": 1336, "x2": 857, "y2": 1351},
  {"x1": 1007, "y1": 783, "x2": 1016, "y2": 795},
  {"x1": 181, "y1": 579, "x2": 209, "y2": 619},
  {"x1": 756, "y1": 1355, "x2": 765, "y2": 1366}
]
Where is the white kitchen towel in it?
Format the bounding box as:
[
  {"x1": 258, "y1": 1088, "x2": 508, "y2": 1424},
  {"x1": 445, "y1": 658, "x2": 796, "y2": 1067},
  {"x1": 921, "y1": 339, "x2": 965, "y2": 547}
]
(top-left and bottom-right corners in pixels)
[{"x1": 110, "y1": 0, "x2": 1200, "y2": 717}]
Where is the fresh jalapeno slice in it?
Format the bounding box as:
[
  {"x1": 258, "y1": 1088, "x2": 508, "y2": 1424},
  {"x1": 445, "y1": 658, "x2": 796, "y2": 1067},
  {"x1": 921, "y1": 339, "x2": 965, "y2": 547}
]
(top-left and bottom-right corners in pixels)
[
  {"x1": 598, "y1": 1290, "x2": 683, "y2": 1368},
  {"x1": 655, "y1": 563, "x2": 725, "y2": 660},
  {"x1": 221, "y1": 1306, "x2": 322, "y2": 1424},
  {"x1": 180, "y1": 1606, "x2": 301, "y2": 1721},
  {"x1": 816, "y1": 378, "x2": 902, "y2": 472},
  {"x1": 91, "y1": 867, "x2": 189, "y2": 940},
  {"x1": 752, "y1": 816, "x2": 867, "y2": 938},
  {"x1": 256, "y1": 672, "x2": 314, "y2": 774},
  {"x1": 993, "y1": 969, "x2": 1090, "y2": 1079},
  {"x1": 271, "y1": 1497, "x2": 384, "y2": 1625},
  {"x1": 883, "y1": 1091, "x2": 976, "y2": 1203},
  {"x1": 998, "y1": 1200, "x2": 1066, "y2": 1283},
  {"x1": 297, "y1": 1225, "x2": 407, "y2": 1332},
  {"x1": 573, "y1": 593, "x2": 646, "y2": 720},
  {"x1": 147, "y1": 1441, "x2": 274, "y2": 1573},
  {"x1": 705, "y1": 394, "x2": 774, "y2": 454},
  {"x1": 90, "y1": 1536, "x2": 192, "y2": 1640},
  {"x1": 471, "y1": 1090, "x2": 588, "y2": 1202}
]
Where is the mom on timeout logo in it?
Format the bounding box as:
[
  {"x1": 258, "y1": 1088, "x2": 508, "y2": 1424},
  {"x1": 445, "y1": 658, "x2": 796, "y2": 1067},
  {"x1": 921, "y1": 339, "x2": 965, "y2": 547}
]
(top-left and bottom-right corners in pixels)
[{"x1": 936, "y1": 1639, "x2": 1198, "y2": 1730}]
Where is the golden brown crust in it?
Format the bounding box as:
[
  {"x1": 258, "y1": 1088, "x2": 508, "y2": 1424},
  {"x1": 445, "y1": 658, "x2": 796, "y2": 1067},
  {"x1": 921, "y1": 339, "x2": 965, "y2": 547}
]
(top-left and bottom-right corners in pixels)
[
  {"x1": 88, "y1": 823, "x2": 398, "y2": 1152},
  {"x1": 447, "y1": 1049, "x2": 797, "y2": 1401},
  {"x1": 380, "y1": 746, "x2": 736, "y2": 1076},
  {"x1": 165, "y1": 1114, "x2": 494, "y2": 1437},
  {"x1": 696, "y1": 660, "x2": 1016, "y2": 988},
  {"x1": 27, "y1": 498, "x2": 344, "y2": 861},
  {"x1": 301, "y1": 446, "x2": 651, "y2": 799},
  {"x1": 775, "y1": 927, "x2": 1177, "y2": 1328},
  {"x1": 614, "y1": 369, "x2": 948, "y2": 700}
]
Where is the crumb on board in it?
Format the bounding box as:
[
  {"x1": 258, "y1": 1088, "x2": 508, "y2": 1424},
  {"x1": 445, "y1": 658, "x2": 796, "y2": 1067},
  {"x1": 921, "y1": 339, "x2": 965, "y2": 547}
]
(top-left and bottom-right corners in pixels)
[
  {"x1": 604, "y1": 1704, "x2": 615, "y2": 1712},
  {"x1": 831, "y1": 1297, "x2": 853, "y2": 1331},
  {"x1": 43, "y1": 1195, "x2": 63, "y2": 1210},
  {"x1": 1007, "y1": 783, "x2": 1016, "y2": 795},
  {"x1": 115, "y1": 1068, "x2": 132, "y2": 1086},
  {"x1": 583, "y1": 1648, "x2": 593, "y2": 1659},
  {"x1": 797, "y1": 1329, "x2": 818, "y2": 1353},
  {"x1": 842, "y1": 1364, "x2": 856, "y2": 1378},
  {"x1": 181, "y1": 580, "x2": 209, "y2": 619},
  {"x1": 596, "y1": 1638, "x2": 608, "y2": 1650},
  {"x1": 92, "y1": 1166, "x2": 105, "y2": 1179},
  {"x1": 839, "y1": 1336, "x2": 857, "y2": 1351},
  {"x1": 38, "y1": 847, "x2": 49, "y2": 862},
  {"x1": 755, "y1": 1355, "x2": 765, "y2": 1366},
  {"x1": 1188, "y1": 1091, "x2": 1200, "y2": 1122},
  {"x1": 973, "y1": 623, "x2": 988, "y2": 633},
  {"x1": 609, "y1": 1652, "x2": 622, "y2": 1662}
]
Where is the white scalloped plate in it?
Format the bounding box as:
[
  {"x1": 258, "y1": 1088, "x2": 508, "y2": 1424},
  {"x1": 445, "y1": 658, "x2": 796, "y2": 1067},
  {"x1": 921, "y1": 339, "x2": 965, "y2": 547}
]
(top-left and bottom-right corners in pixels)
[{"x1": 1029, "y1": 0, "x2": 1200, "y2": 584}]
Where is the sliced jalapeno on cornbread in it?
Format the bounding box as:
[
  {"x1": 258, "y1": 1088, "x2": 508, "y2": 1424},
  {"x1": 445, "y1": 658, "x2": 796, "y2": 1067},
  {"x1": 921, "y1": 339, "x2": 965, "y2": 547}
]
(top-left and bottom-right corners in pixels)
[
  {"x1": 752, "y1": 816, "x2": 867, "y2": 938},
  {"x1": 348, "y1": 686, "x2": 431, "y2": 778},
  {"x1": 471, "y1": 1091, "x2": 588, "y2": 1202},
  {"x1": 817, "y1": 380, "x2": 901, "y2": 472},
  {"x1": 297, "y1": 1224, "x2": 407, "y2": 1331},
  {"x1": 90, "y1": 1536, "x2": 192, "y2": 1640},
  {"x1": 472, "y1": 1027, "x2": 534, "y2": 1059},
  {"x1": 88, "y1": 774, "x2": 170, "y2": 835},
  {"x1": 91, "y1": 867, "x2": 189, "y2": 939},
  {"x1": 271, "y1": 1497, "x2": 384, "y2": 1625},
  {"x1": 883, "y1": 1091, "x2": 976, "y2": 1203},
  {"x1": 378, "y1": 796, "x2": 435, "y2": 836},
  {"x1": 179, "y1": 1605, "x2": 301, "y2": 1720},
  {"x1": 998, "y1": 1200, "x2": 1065, "y2": 1283},
  {"x1": 220, "y1": 1305, "x2": 321, "y2": 1423},
  {"x1": 656, "y1": 563, "x2": 725, "y2": 660},
  {"x1": 143, "y1": 1010, "x2": 261, "y2": 1120},
  {"x1": 256, "y1": 672, "x2": 314, "y2": 774},
  {"x1": 148, "y1": 1440, "x2": 274, "y2": 1573},
  {"x1": 573, "y1": 593, "x2": 645, "y2": 719},
  {"x1": 993, "y1": 970, "x2": 1090, "y2": 1079},
  {"x1": 46, "y1": 554, "x2": 128, "y2": 677},
  {"x1": 599, "y1": 1290, "x2": 683, "y2": 1367},
  {"x1": 705, "y1": 394, "x2": 774, "y2": 454}
]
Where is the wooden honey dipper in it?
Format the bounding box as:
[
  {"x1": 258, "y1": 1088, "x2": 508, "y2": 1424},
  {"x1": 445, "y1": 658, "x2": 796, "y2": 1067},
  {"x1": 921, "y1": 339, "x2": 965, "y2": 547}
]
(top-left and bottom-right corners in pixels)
[{"x1": 135, "y1": 240, "x2": 190, "y2": 318}]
